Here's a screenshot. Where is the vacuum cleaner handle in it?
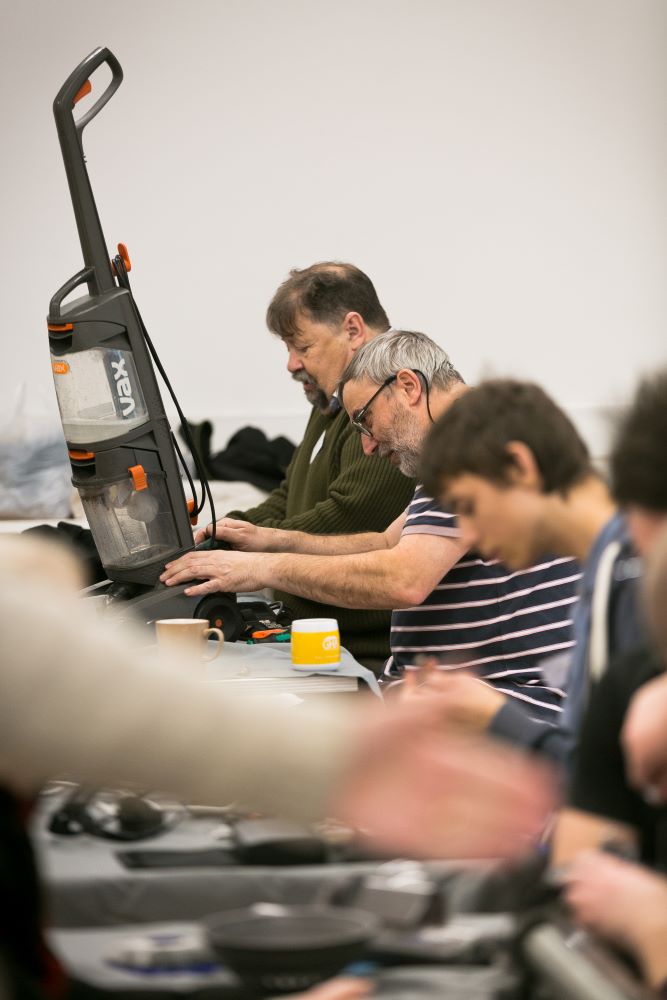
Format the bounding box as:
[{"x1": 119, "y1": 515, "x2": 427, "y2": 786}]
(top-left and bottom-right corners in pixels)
[
  {"x1": 53, "y1": 46, "x2": 123, "y2": 134},
  {"x1": 49, "y1": 266, "x2": 94, "y2": 320},
  {"x1": 52, "y1": 47, "x2": 124, "y2": 297}
]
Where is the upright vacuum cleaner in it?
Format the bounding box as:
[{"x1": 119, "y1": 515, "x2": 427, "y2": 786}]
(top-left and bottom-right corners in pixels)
[{"x1": 47, "y1": 46, "x2": 245, "y2": 637}]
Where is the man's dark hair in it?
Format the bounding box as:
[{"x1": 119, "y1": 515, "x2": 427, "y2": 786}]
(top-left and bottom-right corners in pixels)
[
  {"x1": 266, "y1": 262, "x2": 390, "y2": 339},
  {"x1": 611, "y1": 371, "x2": 667, "y2": 511},
  {"x1": 420, "y1": 379, "x2": 592, "y2": 498}
]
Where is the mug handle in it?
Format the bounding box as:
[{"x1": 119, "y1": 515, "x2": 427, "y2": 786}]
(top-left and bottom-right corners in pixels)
[{"x1": 202, "y1": 628, "x2": 225, "y2": 661}]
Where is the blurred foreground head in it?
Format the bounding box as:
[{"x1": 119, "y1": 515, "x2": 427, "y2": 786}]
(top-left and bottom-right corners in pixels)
[
  {"x1": 0, "y1": 534, "x2": 85, "y2": 592},
  {"x1": 611, "y1": 370, "x2": 667, "y2": 558},
  {"x1": 643, "y1": 524, "x2": 667, "y2": 659}
]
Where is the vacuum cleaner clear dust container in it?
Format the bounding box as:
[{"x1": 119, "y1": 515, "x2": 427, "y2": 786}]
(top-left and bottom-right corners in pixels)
[
  {"x1": 51, "y1": 346, "x2": 149, "y2": 445},
  {"x1": 77, "y1": 466, "x2": 178, "y2": 572}
]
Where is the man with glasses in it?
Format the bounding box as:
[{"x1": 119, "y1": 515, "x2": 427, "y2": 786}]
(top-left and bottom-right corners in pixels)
[
  {"x1": 216, "y1": 262, "x2": 415, "y2": 667},
  {"x1": 163, "y1": 332, "x2": 579, "y2": 710}
]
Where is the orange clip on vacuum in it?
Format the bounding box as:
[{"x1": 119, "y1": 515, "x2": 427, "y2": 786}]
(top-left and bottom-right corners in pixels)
[{"x1": 47, "y1": 47, "x2": 244, "y2": 637}]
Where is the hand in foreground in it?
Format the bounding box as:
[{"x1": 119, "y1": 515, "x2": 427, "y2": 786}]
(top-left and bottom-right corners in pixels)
[
  {"x1": 282, "y1": 977, "x2": 373, "y2": 1000},
  {"x1": 334, "y1": 695, "x2": 555, "y2": 861},
  {"x1": 563, "y1": 850, "x2": 667, "y2": 987},
  {"x1": 194, "y1": 518, "x2": 282, "y2": 552},
  {"x1": 622, "y1": 672, "x2": 667, "y2": 803},
  {"x1": 400, "y1": 663, "x2": 506, "y2": 732},
  {"x1": 160, "y1": 550, "x2": 267, "y2": 596}
]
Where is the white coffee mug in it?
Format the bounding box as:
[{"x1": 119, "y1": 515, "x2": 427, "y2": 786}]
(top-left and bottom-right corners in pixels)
[{"x1": 155, "y1": 618, "x2": 224, "y2": 663}]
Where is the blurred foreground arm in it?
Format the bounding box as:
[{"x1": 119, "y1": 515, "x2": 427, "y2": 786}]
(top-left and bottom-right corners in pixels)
[
  {"x1": 564, "y1": 851, "x2": 667, "y2": 989},
  {"x1": 282, "y1": 978, "x2": 372, "y2": 1000},
  {"x1": 550, "y1": 807, "x2": 638, "y2": 868},
  {"x1": 0, "y1": 538, "x2": 554, "y2": 859},
  {"x1": 622, "y1": 672, "x2": 667, "y2": 803},
  {"x1": 622, "y1": 525, "x2": 667, "y2": 803}
]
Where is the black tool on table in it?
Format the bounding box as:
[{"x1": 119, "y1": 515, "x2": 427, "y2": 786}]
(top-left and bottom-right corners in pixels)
[{"x1": 47, "y1": 786, "x2": 171, "y2": 841}]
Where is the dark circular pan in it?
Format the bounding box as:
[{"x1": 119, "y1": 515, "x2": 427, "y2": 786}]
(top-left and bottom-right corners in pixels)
[{"x1": 205, "y1": 903, "x2": 379, "y2": 994}]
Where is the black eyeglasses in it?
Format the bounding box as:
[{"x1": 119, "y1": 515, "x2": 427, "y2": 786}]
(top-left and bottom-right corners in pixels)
[
  {"x1": 350, "y1": 370, "x2": 432, "y2": 438},
  {"x1": 350, "y1": 375, "x2": 398, "y2": 437}
]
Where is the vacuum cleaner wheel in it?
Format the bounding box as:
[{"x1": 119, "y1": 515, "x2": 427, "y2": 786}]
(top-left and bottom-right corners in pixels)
[{"x1": 194, "y1": 593, "x2": 245, "y2": 642}]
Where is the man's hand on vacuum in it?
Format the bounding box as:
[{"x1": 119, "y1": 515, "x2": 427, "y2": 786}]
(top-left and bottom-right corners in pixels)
[
  {"x1": 194, "y1": 517, "x2": 286, "y2": 552},
  {"x1": 160, "y1": 550, "x2": 267, "y2": 596}
]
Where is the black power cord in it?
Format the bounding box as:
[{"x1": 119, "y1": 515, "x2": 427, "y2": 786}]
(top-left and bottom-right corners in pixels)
[{"x1": 112, "y1": 253, "x2": 218, "y2": 544}]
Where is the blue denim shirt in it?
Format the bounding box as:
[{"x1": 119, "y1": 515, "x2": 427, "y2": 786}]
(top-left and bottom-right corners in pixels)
[{"x1": 490, "y1": 512, "x2": 644, "y2": 768}]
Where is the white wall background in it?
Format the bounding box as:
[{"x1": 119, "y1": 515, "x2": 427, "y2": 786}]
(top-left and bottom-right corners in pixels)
[{"x1": 2, "y1": 0, "x2": 666, "y2": 459}]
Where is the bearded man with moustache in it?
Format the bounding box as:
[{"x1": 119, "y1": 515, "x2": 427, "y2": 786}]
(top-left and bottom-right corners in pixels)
[{"x1": 214, "y1": 263, "x2": 415, "y2": 667}]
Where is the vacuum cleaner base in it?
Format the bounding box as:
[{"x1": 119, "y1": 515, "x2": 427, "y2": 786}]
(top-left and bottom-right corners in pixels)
[{"x1": 102, "y1": 582, "x2": 245, "y2": 641}]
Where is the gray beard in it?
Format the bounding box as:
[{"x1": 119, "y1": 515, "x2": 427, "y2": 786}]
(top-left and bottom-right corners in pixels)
[
  {"x1": 379, "y1": 405, "x2": 424, "y2": 479},
  {"x1": 396, "y1": 449, "x2": 421, "y2": 478},
  {"x1": 311, "y1": 387, "x2": 331, "y2": 412},
  {"x1": 292, "y1": 372, "x2": 330, "y2": 412}
]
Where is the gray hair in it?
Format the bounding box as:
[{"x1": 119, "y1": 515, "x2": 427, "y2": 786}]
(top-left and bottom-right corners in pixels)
[{"x1": 339, "y1": 330, "x2": 464, "y2": 395}]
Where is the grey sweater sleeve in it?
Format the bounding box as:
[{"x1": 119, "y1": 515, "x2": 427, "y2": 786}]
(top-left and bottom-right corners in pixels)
[
  {"x1": 0, "y1": 580, "x2": 356, "y2": 822},
  {"x1": 488, "y1": 699, "x2": 574, "y2": 764}
]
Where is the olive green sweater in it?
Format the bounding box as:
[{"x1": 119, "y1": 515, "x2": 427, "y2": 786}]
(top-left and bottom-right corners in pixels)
[{"x1": 228, "y1": 407, "x2": 415, "y2": 660}]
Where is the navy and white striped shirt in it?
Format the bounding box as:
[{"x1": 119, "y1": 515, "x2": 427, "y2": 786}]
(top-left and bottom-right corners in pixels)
[{"x1": 387, "y1": 487, "x2": 582, "y2": 718}]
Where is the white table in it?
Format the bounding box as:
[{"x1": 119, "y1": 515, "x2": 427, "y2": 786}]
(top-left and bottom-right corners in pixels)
[
  {"x1": 198, "y1": 640, "x2": 381, "y2": 698},
  {"x1": 49, "y1": 921, "x2": 508, "y2": 999},
  {"x1": 34, "y1": 788, "x2": 494, "y2": 931}
]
